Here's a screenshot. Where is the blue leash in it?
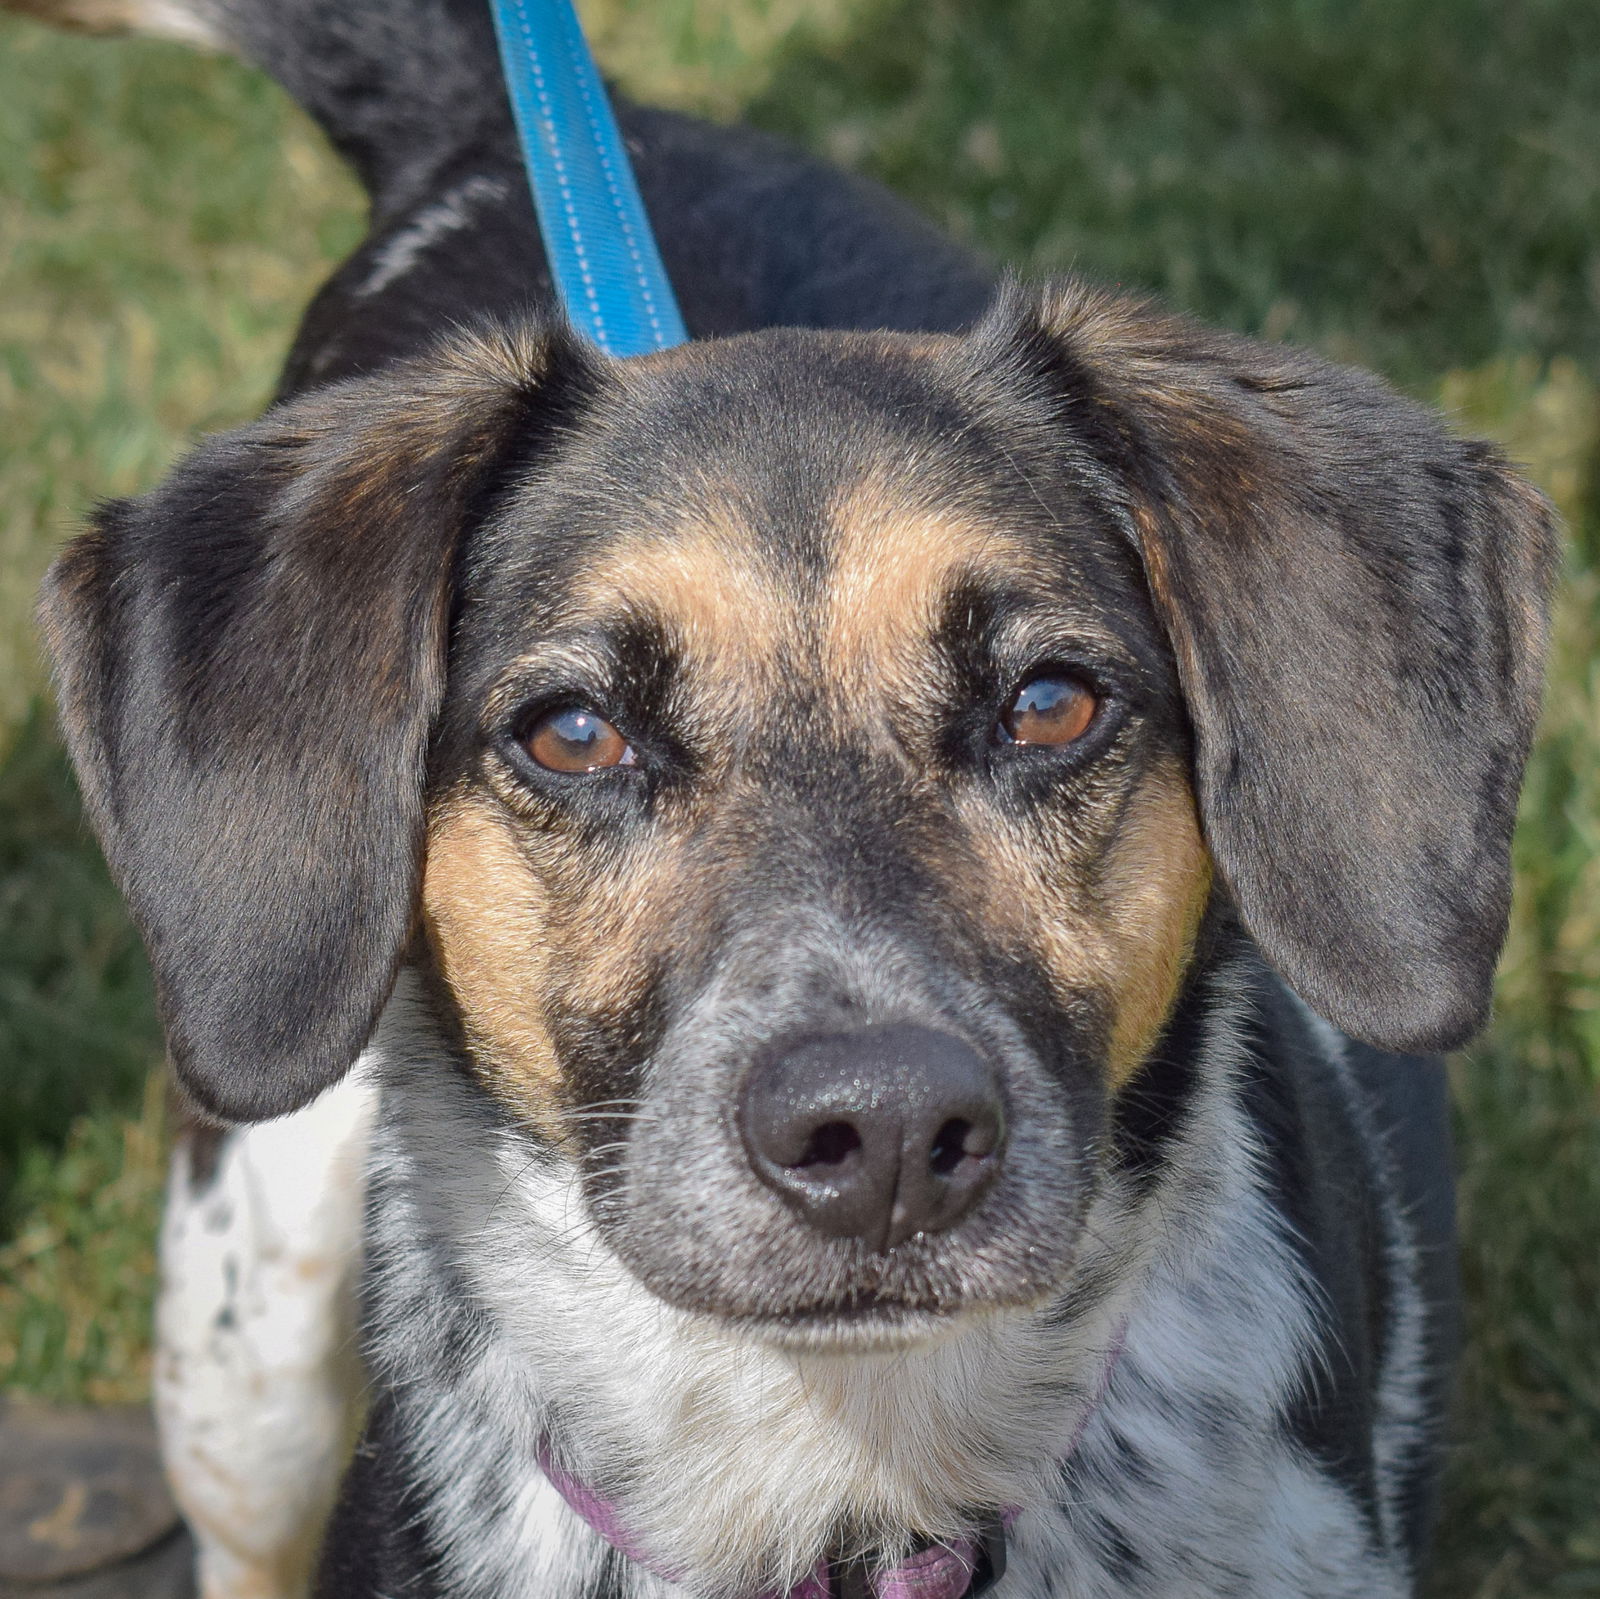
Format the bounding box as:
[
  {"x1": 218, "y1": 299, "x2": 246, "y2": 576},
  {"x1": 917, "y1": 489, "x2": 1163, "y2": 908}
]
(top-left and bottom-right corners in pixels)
[{"x1": 487, "y1": 0, "x2": 689, "y2": 357}]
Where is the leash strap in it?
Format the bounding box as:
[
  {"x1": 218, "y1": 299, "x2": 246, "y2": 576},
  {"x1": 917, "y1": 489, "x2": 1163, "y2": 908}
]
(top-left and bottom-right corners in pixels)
[{"x1": 487, "y1": 0, "x2": 689, "y2": 356}]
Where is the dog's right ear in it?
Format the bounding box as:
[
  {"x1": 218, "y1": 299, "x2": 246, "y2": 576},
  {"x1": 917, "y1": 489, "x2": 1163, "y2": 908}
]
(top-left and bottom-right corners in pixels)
[{"x1": 39, "y1": 324, "x2": 601, "y2": 1123}]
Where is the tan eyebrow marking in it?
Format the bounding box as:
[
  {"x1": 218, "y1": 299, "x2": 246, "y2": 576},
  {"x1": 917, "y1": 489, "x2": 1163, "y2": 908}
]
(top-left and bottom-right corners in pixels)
[
  {"x1": 821, "y1": 476, "x2": 1034, "y2": 697},
  {"x1": 561, "y1": 512, "x2": 796, "y2": 691}
]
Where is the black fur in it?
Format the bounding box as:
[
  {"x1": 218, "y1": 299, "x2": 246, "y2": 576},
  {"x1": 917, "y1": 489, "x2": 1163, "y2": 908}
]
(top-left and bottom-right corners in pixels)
[
  {"x1": 317, "y1": 1393, "x2": 449, "y2": 1599},
  {"x1": 218, "y1": 0, "x2": 992, "y2": 396}
]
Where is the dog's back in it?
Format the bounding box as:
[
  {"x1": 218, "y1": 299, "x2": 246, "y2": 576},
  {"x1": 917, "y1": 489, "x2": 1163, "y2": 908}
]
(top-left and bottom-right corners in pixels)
[{"x1": 191, "y1": 0, "x2": 994, "y2": 393}]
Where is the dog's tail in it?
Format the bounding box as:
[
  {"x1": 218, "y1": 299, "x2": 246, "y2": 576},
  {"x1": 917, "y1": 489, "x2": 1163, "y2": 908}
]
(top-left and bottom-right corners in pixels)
[{"x1": 4, "y1": 0, "x2": 508, "y2": 213}]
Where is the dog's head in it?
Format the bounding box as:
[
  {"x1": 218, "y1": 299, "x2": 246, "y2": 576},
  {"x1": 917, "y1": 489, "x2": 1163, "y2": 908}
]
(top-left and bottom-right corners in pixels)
[{"x1": 41, "y1": 282, "x2": 1554, "y2": 1338}]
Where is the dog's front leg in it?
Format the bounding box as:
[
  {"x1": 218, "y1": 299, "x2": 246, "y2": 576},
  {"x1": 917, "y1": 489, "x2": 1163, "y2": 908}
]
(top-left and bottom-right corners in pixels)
[{"x1": 152, "y1": 1066, "x2": 377, "y2": 1599}]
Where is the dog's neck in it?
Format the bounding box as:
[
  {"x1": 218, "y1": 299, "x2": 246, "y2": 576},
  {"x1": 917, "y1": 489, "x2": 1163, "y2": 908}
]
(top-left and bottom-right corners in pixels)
[
  {"x1": 351, "y1": 962, "x2": 1381, "y2": 1599},
  {"x1": 539, "y1": 1442, "x2": 1018, "y2": 1599}
]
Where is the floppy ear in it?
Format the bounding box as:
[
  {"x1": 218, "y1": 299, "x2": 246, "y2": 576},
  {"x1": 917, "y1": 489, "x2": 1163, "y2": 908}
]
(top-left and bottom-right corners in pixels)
[
  {"x1": 38, "y1": 324, "x2": 598, "y2": 1122},
  {"x1": 983, "y1": 281, "x2": 1558, "y2": 1054}
]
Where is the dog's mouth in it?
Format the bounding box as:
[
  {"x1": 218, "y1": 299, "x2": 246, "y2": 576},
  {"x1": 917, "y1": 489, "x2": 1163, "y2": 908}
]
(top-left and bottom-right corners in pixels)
[
  {"x1": 717, "y1": 1296, "x2": 1006, "y2": 1355},
  {"x1": 598, "y1": 1168, "x2": 1085, "y2": 1346}
]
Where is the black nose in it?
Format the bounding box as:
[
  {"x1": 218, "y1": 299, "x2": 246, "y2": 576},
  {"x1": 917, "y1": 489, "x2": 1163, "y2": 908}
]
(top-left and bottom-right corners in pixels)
[{"x1": 738, "y1": 1024, "x2": 1005, "y2": 1252}]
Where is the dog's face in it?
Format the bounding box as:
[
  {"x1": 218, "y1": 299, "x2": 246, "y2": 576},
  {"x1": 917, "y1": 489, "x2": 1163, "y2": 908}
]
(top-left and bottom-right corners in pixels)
[
  {"x1": 40, "y1": 283, "x2": 1554, "y2": 1339},
  {"x1": 421, "y1": 331, "x2": 1207, "y2": 1330}
]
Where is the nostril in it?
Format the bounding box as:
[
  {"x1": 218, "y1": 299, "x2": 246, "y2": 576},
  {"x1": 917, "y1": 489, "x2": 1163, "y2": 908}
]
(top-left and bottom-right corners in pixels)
[
  {"x1": 929, "y1": 1118, "x2": 970, "y2": 1176},
  {"x1": 928, "y1": 1114, "x2": 1001, "y2": 1176},
  {"x1": 795, "y1": 1120, "x2": 862, "y2": 1169}
]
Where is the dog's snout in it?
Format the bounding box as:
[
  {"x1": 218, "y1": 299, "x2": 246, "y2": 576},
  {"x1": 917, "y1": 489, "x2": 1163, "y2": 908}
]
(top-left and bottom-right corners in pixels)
[{"x1": 738, "y1": 1024, "x2": 1005, "y2": 1252}]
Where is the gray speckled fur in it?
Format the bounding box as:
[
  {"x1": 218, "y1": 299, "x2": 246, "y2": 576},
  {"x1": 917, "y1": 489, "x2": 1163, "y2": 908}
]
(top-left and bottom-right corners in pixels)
[{"x1": 337, "y1": 954, "x2": 1437, "y2": 1599}]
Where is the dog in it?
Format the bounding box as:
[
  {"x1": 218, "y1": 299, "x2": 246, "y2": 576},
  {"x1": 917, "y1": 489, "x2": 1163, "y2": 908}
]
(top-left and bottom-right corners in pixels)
[{"x1": 19, "y1": 0, "x2": 1557, "y2": 1595}]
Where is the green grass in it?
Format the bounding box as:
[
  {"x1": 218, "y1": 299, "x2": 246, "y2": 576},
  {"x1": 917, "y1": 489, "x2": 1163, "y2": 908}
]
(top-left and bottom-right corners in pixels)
[
  {"x1": 0, "y1": 1066, "x2": 164, "y2": 1404},
  {"x1": 0, "y1": 2, "x2": 1596, "y2": 1593},
  {"x1": 0, "y1": 704, "x2": 157, "y2": 1223},
  {"x1": 739, "y1": 0, "x2": 1600, "y2": 387}
]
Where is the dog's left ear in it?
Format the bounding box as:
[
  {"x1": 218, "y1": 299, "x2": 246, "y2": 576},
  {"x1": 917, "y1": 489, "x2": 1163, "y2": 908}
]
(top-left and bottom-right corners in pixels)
[
  {"x1": 977, "y1": 281, "x2": 1558, "y2": 1054},
  {"x1": 39, "y1": 324, "x2": 599, "y2": 1122}
]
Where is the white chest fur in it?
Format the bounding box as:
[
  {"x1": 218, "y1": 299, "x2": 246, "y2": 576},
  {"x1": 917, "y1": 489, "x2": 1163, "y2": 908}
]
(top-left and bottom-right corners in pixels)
[{"x1": 353, "y1": 984, "x2": 1417, "y2": 1599}]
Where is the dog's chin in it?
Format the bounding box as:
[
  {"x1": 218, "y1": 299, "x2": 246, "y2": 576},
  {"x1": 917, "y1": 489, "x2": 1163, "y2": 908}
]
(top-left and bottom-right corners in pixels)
[{"x1": 726, "y1": 1302, "x2": 980, "y2": 1356}]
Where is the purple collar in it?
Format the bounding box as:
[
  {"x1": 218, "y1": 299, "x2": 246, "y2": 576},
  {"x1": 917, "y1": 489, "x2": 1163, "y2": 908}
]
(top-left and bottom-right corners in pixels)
[
  {"x1": 538, "y1": 1321, "x2": 1126, "y2": 1599},
  {"x1": 540, "y1": 1446, "x2": 1005, "y2": 1599}
]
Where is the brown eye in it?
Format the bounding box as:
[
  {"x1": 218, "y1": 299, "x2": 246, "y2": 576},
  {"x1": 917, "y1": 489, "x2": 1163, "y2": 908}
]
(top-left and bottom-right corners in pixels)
[
  {"x1": 1000, "y1": 675, "x2": 1098, "y2": 746},
  {"x1": 523, "y1": 707, "x2": 636, "y2": 773}
]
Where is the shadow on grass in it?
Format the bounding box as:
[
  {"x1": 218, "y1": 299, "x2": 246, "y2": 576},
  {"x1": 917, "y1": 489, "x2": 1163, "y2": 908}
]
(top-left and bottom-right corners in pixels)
[
  {"x1": 1446, "y1": 1042, "x2": 1600, "y2": 1597},
  {"x1": 0, "y1": 705, "x2": 159, "y2": 1233},
  {"x1": 743, "y1": 0, "x2": 1600, "y2": 386}
]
